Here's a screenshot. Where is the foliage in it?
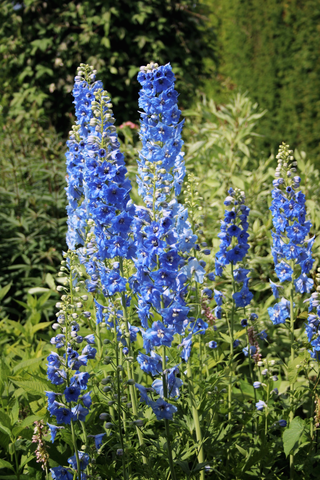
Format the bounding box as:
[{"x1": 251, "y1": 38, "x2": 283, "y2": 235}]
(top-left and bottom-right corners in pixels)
[
  {"x1": 0, "y1": 0, "x2": 216, "y2": 133},
  {"x1": 210, "y1": 0, "x2": 320, "y2": 163},
  {"x1": 0, "y1": 119, "x2": 66, "y2": 318}
]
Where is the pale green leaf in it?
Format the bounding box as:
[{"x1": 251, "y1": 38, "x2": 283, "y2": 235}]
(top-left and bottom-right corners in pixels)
[
  {"x1": 283, "y1": 417, "x2": 305, "y2": 456},
  {"x1": 0, "y1": 460, "x2": 14, "y2": 471}
]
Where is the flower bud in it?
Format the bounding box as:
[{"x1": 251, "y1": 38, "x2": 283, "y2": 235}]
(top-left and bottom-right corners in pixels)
[
  {"x1": 99, "y1": 413, "x2": 109, "y2": 420},
  {"x1": 101, "y1": 376, "x2": 112, "y2": 385}
]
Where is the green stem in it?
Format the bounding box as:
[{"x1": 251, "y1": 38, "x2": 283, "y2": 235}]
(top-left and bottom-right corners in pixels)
[
  {"x1": 228, "y1": 263, "x2": 236, "y2": 421},
  {"x1": 265, "y1": 381, "x2": 270, "y2": 436},
  {"x1": 119, "y1": 259, "x2": 146, "y2": 463},
  {"x1": 289, "y1": 260, "x2": 294, "y2": 480},
  {"x1": 14, "y1": 449, "x2": 20, "y2": 480},
  {"x1": 80, "y1": 421, "x2": 88, "y2": 448},
  {"x1": 187, "y1": 362, "x2": 205, "y2": 480},
  {"x1": 96, "y1": 320, "x2": 103, "y2": 361},
  {"x1": 289, "y1": 261, "x2": 295, "y2": 479},
  {"x1": 163, "y1": 347, "x2": 177, "y2": 480},
  {"x1": 70, "y1": 420, "x2": 81, "y2": 480},
  {"x1": 114, "y1": 320, "x2": 127, "y2": 480},
  {"x1": 246, "y1": 327, "x2": 257, "y2": 436}
]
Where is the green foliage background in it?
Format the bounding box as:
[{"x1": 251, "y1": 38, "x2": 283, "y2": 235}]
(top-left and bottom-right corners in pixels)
[
  {"x1": 207, "y1": 0, "x2": 320, "y2": 162},
  {"x1": 0, "y1": 0, "x2": 216, "y2": 132}
]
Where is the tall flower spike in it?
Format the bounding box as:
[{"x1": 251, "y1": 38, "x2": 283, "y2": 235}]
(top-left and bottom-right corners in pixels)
[
  {"x1": 215, "y1": 187, "x2": 253, "y2": 308},
  {"x1": 46, "y1": 253, "x2": 93, "y2": 478},
  {"x1": 268, "y1": 142, "x2": 314, "y2": 326},
  {"x1": 133, "y1": 62, "x2": 197, "y2": 422},
  {"x1": 81, "y1": 86, "x2": 135, "y2": 297},
  {"x1": 65, "y1": 64, "x2": 103, "y2": 250}
]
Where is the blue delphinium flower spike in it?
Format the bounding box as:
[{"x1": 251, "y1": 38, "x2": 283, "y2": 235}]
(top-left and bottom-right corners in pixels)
[{"x1": 269, "y1": 143, "x2": 314, "y2": 327}]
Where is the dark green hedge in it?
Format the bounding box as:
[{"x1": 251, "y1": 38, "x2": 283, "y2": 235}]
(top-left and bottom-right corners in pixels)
[
  {"x1": 0, "y1": 0, "x2": 216, "y2": 133},
  {"x1": 211, "y1": 0, "x2": 320, "y2": 161}
]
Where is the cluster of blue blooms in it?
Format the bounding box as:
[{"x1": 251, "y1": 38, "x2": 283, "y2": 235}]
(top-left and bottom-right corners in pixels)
[
  {"x1": 303, "y1": 290, "x2": 320, "y2": 360},
  {"x1": 81, "y1": 85, "x2": 136, "y2": 297},
  {"x1": 214, "y1": 187, "x2": 253, "y2": 307},
  {"x1": 65, "y1": 65, "x2": 103, "y2": 251},
  {"x1": 47, "y1": 257, "x2": 105, "y2": 479},
  {"x1": 268, "y1": 143, "x2": 314, "y2": 326},
  {"x1": 130, "y1": 62, "x2": 207, "y2": 417}
]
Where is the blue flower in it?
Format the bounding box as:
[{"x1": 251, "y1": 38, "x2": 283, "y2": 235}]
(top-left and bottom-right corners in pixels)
[
  {"x1": 294, "y1": 274, "x2": 314, "y2": 294},
  {"x1": 269, "y1": 279, "x2": 283, "y2": 298},
  {"x1": 275, "y1": 261, "x2": 293, "y2": 283},
  {"x1": 137, "y1": 351, "x2": 163, "y2": 376},
  {"x1": 233, "y1": 287, "x2": 254, "y2": 308},
  {"x1": 233, "y1": 268, "x2": 250, "y2": 282},
  {"x1": 55, "y1": 407, "x2": 72, "y2": 425},
  {"x1": 208, "y1": 341, "x2": 218, "y2": 349},
  {"x1": 47, "y1": 366, "x2": 66, "y2": 386},
  {"x1": 214, "y1": 289, "x2": 224, "y2": 306},
  {"x1": 80, "y1": 391, "x2": 92, "y2": 408},
  {"x1": 68, "y1": 452, "x2": 90, "y2": 471},
  {"x1": 143, "y1": 321, "x2": 174, "y2": 351},
  {"x1": 50, "y1": 466, "x2": 73, "y2": 480},
  {"x1": 84, "y1": 335, "x2": 95, "y2": 344},
  {"x1": 256, "y1": 400, "x2": 267, "y2": 411},
  {"x1": 135, "y1": 383, "x2": 154, "y2": 407},
  {"x1": 189, "y1": 318, "x2": 208, "y2": 335},
  {"x1": 180, "y1": 258, "x2": 206, "y2": 283},
  {"x1": 258, "y1": 330, "x2": 267, "y2": 341},
  {"x1": 242, "y1": 345, "x2": 256, "y2": 357},
  {"x1": 268, "y1": 301, "x2": 289, "y2": 325},
  {"x1": 179, "y1": 334, "x2": 193, "y2": 361},
  {"x1": 70, "y1": 372, "x2": 90, "y2": 390},
  {"x1": 278, "y1": 419, "x2": 287, "y2": 427},
  {"x1": 71, "y1": 404, "x2": 89, "y2": 422},
  {"x1": 63, "y1": 386, "x2": 81, "y2": 403},
  {"x1": 47, "y1": 423, "x2": 64, "y2": 443},
  {"x1": 152, "y1": 398, "x2": 177, "y2": 421},
  {"x1": 88, "y1": 433, "x2": 106, "y2": 451},
  {"x1": 47, "y1": 352, "x2": 61, "y2": 368}
]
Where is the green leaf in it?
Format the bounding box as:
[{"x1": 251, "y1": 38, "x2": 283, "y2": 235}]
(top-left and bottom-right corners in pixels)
[
  {"x1": 45, "y1": 273, "x2": 55, "y2": 290},
  {"x1": 283, "y1": 417, "x2": 305, "y2": 456},
  {"x1": 0, "y1": 284, "x2": 12, "y2": 301},
  {"x1": 0, "y1": 476, "x2": 31, "y2": 479},
  {"x1": 32, "y1": 323, "x2": 52, "y2": 334},
  {"x1": 252, "y1": 282, "x2": 270, "y2": 292},
  {"x1": 0, "y1": 460, "x2": 14, "y2": 471},
  {"x1": 231, "y1": 175, "x2": 245, "y2": 190},
  {"x1": 27, "y1": 287, "x2": 50, "y2": 294},
  {"x1": 238, "y1": 380, "x2": 255, "y2": 398},
  {"x1": 13, "y1": 357, "x2": 44, "y2": 374},
  {"x1": 219, "y1": 332, "x2": 231, "y2": 343},
  {"x1": 9, "y1": 379, "x2": 49, "y2": 397},
  {"x1": 175, "y1": 460, "x2": 190, "y2": 474},
  {"x1": 287, "y1": 351, "x2": 310, "y2": 383},
  {"x1": 12, "y1": 415, "x2": 43, "y2": 436},
  {"x1": 0, "y1": 411, "x2": 11, "y2": 430},
  {"x1": 0, "y1": 425, "x2": 11, "y2": 437},
  {"x1": 235, "y1": 444, "x2": 247, "y2": 457}
]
